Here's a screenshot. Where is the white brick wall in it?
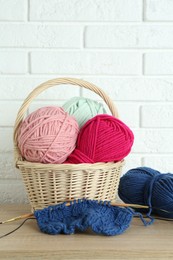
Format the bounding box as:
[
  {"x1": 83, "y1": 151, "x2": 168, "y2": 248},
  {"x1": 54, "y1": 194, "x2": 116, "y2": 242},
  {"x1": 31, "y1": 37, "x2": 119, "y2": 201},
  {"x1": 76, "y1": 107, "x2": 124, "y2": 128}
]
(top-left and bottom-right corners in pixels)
[
  {"x1": 0, "y1": 24, "x2": 82, "y2": 48},
  {"x1": 144, "y1": 53, "x2": 173, "y2": 75},
  {"x1": 29, "y1": 0, "x2": 142, "y2": 22},
  {"x1": 146, "y1": 0, "x2": 173, "y2": 21},
  {"x1": 85, "y1": 25, "x2": 173, "y2": 48},
  {"x1": 0, "y1": 51, "x2": 27, "y2": 74},
  {"x1": 0, "y1": 0, "x2": 173, "y2": 203},
  {"x1": 0, "y1": 0, "x2": 27, "y2": 21},
  {"x1": 31, "y1": 51, "x2": 142, "y2": 75}
]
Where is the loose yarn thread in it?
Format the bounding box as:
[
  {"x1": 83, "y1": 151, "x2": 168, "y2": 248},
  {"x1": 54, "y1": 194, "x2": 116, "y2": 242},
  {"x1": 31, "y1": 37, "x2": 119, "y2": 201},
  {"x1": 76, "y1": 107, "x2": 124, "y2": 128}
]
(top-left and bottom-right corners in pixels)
[
  {"x1": 63, "y1": 97, "x2": 107, "y2": 128},
  {"x1": 65, "y1": 114, "x2": 134, "y2": 164},
  {"x1": 17, "y1": 106, "x2": 79, "y2": 164},
  {"x1": 118, "y1": 167, "x2": 173, "y2": 218}
]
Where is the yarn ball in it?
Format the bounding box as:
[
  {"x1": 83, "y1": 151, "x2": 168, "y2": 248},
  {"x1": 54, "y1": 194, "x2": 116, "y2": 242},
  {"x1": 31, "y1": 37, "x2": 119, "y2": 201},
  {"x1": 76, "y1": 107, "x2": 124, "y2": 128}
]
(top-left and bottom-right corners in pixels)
[
  {"x1": 65, "y1": 114, "x2": 134, "y2": 164},
  {"x1": 118, "y1": 167, "x2": 173, "y2": 218},
  {"x1": 63, "y1": 97, "x2": 107, "y2": 128},
  {"x1": 17, "y1": 106, "x2": 79, "y2": 164}
]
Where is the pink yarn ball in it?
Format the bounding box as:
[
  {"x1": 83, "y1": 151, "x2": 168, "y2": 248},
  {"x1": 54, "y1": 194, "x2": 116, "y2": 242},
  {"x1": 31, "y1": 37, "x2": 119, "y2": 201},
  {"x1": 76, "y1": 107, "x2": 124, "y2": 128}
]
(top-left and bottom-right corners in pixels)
[
  {"x1": 17, "y1": 106, "x2": 79, "y2": 164},
  {"x1": 65, "y1": 114, "x2": 134, "y2": 164}
]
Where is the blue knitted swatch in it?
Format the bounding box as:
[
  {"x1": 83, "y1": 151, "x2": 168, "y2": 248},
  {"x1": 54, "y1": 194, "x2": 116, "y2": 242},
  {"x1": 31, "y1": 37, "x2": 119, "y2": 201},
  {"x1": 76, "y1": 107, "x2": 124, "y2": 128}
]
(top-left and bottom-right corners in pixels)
[{"x1": 34, "y1": 200, "x2": 136, "y2": 236}]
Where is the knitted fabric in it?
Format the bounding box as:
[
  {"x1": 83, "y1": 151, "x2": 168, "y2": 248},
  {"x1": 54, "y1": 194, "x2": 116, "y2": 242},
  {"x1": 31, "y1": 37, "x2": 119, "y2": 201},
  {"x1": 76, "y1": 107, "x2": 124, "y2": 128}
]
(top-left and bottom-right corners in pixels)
[{"x1": 34, "y1": 200, "x2": 134, "y2": 236}]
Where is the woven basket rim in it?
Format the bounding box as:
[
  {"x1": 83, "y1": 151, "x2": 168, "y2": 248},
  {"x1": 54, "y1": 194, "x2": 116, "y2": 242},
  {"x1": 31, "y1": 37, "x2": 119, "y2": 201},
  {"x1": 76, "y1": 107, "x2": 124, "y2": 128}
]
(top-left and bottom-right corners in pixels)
[{"x1": 17, "y1": 159, "x2": 125, "y2": 170}]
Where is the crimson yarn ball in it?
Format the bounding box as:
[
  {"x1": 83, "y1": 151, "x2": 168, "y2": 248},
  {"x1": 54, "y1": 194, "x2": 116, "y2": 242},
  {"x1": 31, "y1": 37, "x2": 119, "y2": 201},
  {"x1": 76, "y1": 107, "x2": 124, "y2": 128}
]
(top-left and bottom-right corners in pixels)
[
  {"x1": 65, "y1": 114, "x2": 134, "y2": 164},
  {"x1": 17, "y1": 106, "x2": 79, "y2": 164}
]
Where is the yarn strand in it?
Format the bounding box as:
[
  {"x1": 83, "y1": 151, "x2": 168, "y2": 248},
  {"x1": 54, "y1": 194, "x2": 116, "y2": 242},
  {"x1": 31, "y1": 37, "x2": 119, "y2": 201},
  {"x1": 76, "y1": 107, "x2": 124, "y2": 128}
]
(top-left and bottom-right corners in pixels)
[
  {"x1": 41, "y1": 112, "x2": 69, "y2": 162},
  {"x1": 0, "y1": 218, "x2": 35, "y2": 239}
]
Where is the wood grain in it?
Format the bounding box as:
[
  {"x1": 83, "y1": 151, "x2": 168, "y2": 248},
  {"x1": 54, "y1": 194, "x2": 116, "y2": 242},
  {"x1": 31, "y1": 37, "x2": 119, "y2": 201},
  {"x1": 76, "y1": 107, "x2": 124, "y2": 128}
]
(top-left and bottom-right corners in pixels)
[{"x1": 0, "y1": 205, "x2": 173, "y2": 260}]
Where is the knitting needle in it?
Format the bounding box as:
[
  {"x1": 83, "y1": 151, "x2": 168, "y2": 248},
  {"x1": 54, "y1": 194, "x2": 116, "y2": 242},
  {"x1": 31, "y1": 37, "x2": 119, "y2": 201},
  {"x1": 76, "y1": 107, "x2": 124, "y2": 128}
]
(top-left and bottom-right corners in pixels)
[
  {"x1": 111, "y1": 202, "x2": 149, "y2": 209},
  {"x1": 0, "y1": 202, "x2": 149, "y2": 224},
  {"x1": 0, "y1": 213, "x2": 34, "y2": 224},
  {"x1": 65, "y1": 200, "x2": 149, "y2": 209}
]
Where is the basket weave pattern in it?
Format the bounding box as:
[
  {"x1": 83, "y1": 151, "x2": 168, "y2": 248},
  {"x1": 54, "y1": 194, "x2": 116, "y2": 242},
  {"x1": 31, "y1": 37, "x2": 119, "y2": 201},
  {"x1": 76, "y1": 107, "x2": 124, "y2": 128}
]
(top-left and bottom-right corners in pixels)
[{"x1": 14, "y1": 78, "x2": 124, "y2": 211}]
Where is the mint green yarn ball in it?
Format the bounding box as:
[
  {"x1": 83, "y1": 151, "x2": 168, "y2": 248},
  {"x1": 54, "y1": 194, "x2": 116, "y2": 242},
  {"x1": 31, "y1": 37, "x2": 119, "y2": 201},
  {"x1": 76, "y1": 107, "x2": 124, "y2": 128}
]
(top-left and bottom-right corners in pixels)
[{"x1": 62, "y1": 97, "x2": 107, "y2": 128}]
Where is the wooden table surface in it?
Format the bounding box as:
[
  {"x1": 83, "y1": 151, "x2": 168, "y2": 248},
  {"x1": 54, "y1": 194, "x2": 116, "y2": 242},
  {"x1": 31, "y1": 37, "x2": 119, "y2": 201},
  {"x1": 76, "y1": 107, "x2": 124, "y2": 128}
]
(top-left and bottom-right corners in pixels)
[{"x1": 0, "y1": 205, "x2": 173, "y2": 260}]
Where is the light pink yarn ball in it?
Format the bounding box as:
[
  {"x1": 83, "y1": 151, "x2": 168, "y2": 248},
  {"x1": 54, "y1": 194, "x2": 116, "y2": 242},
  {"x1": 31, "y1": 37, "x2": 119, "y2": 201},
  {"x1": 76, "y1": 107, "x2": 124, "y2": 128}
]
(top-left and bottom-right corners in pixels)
[{"x1": 17, "y1": 106, "x2": 79, "y2": 164}]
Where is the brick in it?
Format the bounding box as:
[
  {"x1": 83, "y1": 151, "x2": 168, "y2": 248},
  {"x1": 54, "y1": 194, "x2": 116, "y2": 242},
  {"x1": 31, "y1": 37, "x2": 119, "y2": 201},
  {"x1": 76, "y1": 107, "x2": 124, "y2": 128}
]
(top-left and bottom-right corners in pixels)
[
  {"x1": 141, "y1": 105, "x2": 173, "y2": 127},
  {"x1": 144, "y1": 53, "x2": 173, "y2": 75},
  {"x1": 0, "y1": 127, "x2": 13, "y2": 152},
  {"x1": 85, "y1": 25, "x2": 173, "y2": 48},
  {"x1": 0, "y1": 24, "x2": 81, "y2": 48},
  {"x1": 30, "y1": 0, "x2": 142, "y2": 22},
  {"x1": 0, "y1": 180, "x2": 28, "y2": 203},
  {"x1": 146, "y1": 0, "x2": 173, "y2": 21},
  {"x1": 121, "y1": 155, "x2": 142, "y2": 175},
  {"x1": 0, "y1": 52, "x2": 27, "y2": 74},
  {"x1": 0, "y1": 152, "x2": 21, "y2": 179},
  {"x1": 31, "y1": 52, "x2": 141, "y2": 75},
  {"x1": 0, "y1": 0, "x2": 26, "y2": 21},
  {"x1": 132, "y1": 129, "x2": 173, "y2": 153},
  {"x1": 0, "y1": 77, "x2": 80, "y2": 100},
  {"x1": 116, "y1": 102, "x2": 139, "y2": 128},
  {"x1": 0, "y1": 101, "x2": 22, "y2": 126},
  {"x1": 142, "y1": 156, "x2": 173, "y2": 173},
  {"x1": 81, "y1": 77, "x2": 173, "y2": 101}
]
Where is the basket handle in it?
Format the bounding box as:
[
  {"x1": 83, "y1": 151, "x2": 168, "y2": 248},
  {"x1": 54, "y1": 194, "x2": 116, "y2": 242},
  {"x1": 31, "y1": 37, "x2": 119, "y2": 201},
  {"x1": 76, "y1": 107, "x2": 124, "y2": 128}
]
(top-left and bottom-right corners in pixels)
[{"x1": 14, "y1": 77, "x2": 118, "y2": 166}]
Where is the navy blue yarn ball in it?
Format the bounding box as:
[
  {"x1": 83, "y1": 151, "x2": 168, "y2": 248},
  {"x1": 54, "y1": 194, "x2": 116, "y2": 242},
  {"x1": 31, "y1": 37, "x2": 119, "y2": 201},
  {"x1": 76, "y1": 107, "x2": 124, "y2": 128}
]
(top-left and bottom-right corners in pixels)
[{"x1": 118, "y1": 167, "x2": 173, "y2": 218}]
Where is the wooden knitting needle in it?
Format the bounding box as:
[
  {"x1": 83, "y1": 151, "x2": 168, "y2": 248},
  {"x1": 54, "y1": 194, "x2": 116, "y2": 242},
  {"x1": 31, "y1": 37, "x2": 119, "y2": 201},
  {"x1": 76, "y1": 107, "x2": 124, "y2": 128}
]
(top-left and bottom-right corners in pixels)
[
  {"x1": 0, "y1": 202, "x2": 149, "y2": 224},
  {"x1": 111, "y1": 202, "x2": 149, "y2": 209},
  {"x1": 65, "y1": 200, "x2": 149, "y2": 209},
  {"x1": 0, "y1": 213, "x2": 34, "y2": 224}
]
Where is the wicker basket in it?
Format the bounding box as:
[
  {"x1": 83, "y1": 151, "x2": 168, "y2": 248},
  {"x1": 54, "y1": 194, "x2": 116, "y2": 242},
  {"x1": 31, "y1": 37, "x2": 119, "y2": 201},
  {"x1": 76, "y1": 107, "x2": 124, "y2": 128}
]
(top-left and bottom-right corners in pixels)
[{"x1": 13, "y1": 78, "x2": 125, "y2": 212}]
